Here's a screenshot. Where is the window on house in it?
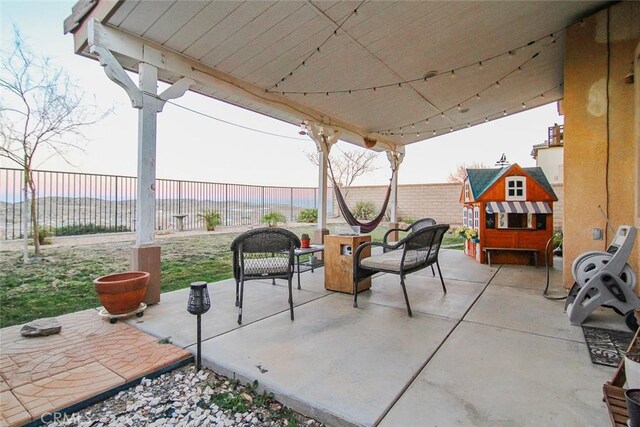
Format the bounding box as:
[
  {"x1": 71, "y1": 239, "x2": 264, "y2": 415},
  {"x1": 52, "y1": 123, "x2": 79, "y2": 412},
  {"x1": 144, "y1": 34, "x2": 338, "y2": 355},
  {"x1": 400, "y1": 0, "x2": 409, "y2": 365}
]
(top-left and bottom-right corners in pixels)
[
  {"x1": 474, "y1": 207, "x2": 479, "y2": 229},
  {"x1": 505, "y1": 177, "x2": 526, "y2": 201},
  {"x1": 464, "y1": 184, "x2": 470, "y2": 201},
  {"x1": 462, "y1": 207, "x2": 468, "y2": 226},
  {"x1": 495, "y1": 213, "x2": 540, "y2": 229}
]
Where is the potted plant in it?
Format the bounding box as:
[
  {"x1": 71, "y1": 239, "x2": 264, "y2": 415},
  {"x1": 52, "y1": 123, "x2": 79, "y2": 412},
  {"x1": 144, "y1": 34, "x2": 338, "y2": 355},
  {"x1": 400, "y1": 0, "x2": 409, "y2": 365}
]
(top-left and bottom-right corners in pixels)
[
  {"x1": 300, "y1": 233, "x2": 311, "y2": 248},
  {"x1": 465, "y1": 228, "x2": 479, "y2": 243},
  {"x1": 93, "y1": 271, "x2": 150, "y2": 315},
  {"x1": 198, "y1": 210, "x2": 221, "y2": 231},
  {"x1": 263, "y1": 211, "x2": 286, "y2": 227}
]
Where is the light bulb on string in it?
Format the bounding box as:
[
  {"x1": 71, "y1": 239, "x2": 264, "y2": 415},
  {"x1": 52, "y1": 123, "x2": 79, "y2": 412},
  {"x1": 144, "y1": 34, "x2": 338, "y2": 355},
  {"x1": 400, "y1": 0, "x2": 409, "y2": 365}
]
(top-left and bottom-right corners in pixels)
[
  {"x1": 476, "y1": 93, "x2": 481, "y2": 100},
  {"x1": 457, "y1": 104, "x2": 462, "y2": 111},
  {"x1": 478, "y1": 61, "x2": 484, "y2": 70},
  {"x1": 433, "y1": 130, "x2": 437, "y2": 136},
  {"x1": 485, "y1": 117, "x2": 489, "y2": 122},
  {"x1": 521, "y1": 102, "x2": 526, "y2": 109},
  {"x1": 449, "y1": 127, "x2": 453, "y2": 132},
  {"x1": 495, "y1": 81, "x2": 501, "y2": 88},
  {"x1": 441, "y1": 112, "x2": 445, "y2": 118},
  {"x1": 503, "y1": 110, "x2": 507, "y2": 116},
  {"x1": 450, "y1": 70, "x2": 455, "y2": 78}
]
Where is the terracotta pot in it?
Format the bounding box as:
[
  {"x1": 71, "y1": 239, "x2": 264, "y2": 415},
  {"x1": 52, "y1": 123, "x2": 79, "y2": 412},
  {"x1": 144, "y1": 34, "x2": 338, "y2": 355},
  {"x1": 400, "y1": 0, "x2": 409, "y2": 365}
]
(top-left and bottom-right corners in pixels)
[
  {"x1": 94, "y1": 271, "x2": 150, "y2": 315},
  {"x1": 301, "y1": 238, "x2": 311, "y2": 248}
]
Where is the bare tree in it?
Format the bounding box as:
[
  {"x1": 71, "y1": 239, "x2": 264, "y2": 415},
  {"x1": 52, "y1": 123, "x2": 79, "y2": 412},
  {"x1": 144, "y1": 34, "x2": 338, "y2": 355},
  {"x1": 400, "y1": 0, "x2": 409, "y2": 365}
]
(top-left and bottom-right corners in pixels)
[
  {"x1": 0, "y1": 29, "x2": 106, "y2": 261},
  {"x1": 305, "y1": 148, "x2": 379, "y2": 198},
  {"x1": 447, "y1": 162, "x2": 491, "y2": 184}
]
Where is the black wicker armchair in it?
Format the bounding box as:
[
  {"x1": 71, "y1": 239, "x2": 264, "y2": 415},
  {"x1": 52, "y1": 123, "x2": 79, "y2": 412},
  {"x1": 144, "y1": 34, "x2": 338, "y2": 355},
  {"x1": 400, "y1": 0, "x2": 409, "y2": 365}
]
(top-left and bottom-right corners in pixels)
[
  {"x1": 230, "y1": 228, "x2": 301, "y2": 324},
  {"x1": 383, "y1": 217, "x2": 437, "y2": 275},
  {"x1": 353, "y1": 224, "x2": 450, "y2": 317}
]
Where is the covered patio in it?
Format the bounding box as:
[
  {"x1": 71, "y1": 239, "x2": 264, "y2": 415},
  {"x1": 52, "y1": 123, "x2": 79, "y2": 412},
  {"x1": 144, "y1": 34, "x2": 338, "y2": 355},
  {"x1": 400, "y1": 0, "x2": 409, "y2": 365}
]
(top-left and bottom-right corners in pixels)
[
  {"x1": 126, "y1": 250, "x2": 616, "y2": 426},
  {"x1": 56, "y1": 1, "x2": 640, "y2": 425}
]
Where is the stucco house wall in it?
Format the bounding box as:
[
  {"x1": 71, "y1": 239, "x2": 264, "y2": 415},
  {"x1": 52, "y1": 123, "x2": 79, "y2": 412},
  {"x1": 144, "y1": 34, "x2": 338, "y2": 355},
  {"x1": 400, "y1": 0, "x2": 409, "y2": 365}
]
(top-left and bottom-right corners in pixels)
[{"x1": 563, "y1": 1, "x2": 640, "y2": 287}]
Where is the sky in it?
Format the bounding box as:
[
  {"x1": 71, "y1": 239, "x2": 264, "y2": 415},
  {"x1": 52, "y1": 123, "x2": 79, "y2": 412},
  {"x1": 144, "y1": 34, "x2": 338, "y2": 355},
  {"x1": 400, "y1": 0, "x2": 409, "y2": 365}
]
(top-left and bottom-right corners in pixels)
[{"x1": 0, "y1": 0, "x2": 564, "y2": 188}]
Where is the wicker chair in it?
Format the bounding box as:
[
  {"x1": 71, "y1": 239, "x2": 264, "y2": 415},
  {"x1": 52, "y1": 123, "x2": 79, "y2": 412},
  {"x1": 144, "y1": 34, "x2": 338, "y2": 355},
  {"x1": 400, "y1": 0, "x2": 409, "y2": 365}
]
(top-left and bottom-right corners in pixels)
[
  {"x1": 230, "y1": 228, "x2": 301, "y2": 324},
  {"x1": 383, "y1": 217, "x2": 437, "y2": 275},
  {"x1": 353, "y1": 224, "x2": 450, "y2": 317}
]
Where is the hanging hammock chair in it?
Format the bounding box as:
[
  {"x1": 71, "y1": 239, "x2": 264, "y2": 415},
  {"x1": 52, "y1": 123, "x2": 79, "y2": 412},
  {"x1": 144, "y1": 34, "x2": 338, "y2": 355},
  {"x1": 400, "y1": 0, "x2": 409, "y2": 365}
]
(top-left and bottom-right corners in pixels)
[{"x1": 328, "y1": 160, "x2": 393, "y2": 233}]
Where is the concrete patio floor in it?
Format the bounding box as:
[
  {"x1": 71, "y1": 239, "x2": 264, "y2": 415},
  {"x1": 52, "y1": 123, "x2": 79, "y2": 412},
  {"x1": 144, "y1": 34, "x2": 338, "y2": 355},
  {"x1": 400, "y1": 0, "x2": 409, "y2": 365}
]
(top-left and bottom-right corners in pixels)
[{"x1": 127, "y1": 249, "x2": 622, "y2": 426}]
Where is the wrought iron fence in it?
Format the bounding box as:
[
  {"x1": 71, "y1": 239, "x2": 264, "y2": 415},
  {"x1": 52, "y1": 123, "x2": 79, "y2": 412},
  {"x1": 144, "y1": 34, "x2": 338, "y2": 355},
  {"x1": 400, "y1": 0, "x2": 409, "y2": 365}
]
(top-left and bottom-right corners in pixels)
[{"x1": 0, "y1": 168, "x2": 326, "y2": 240}]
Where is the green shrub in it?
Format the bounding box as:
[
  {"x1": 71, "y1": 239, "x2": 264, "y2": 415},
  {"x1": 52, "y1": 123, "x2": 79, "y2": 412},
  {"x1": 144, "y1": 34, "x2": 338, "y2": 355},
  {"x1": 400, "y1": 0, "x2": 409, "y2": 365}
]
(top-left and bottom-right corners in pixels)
[
  {"x1": 297, "y1": 208, "x2": 318, "y2": 223},
  {"x1": 400, "y1": 216, "x2": 415, "y2": 224},
  {"x1": 198, "y1": 210, "x2": 221, "y2": 231},
  {"x1": 53, "y1": 224, "x2": 131, "y2": 236},
  {"x1": 31, "y1": 226, "x2": 53, "y2": 245},
  {"x1": 263, "y1": 211, "x2": 286, "y2": 227},
  {"x1": 353, "y1": 201, "x2": 375, "y2": 220}
]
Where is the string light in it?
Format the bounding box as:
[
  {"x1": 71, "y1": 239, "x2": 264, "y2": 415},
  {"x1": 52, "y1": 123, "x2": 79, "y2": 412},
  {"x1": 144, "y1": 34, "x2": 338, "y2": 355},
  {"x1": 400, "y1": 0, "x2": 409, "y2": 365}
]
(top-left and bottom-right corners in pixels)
[
  {"x1": 522, "y1": 102, "x2": 526, "y2": 108},
  {"x1": 375, "y1": 84, "x2": 561, "y2": 138},
  {"x1": 268, "y1": 3, "x2": 363, "y2": 90},
  {"x1": 375, "y1": 41, "x2": 558, "y2": 135},
  {"x1": 270, "y1": 30, "x2": 562, "y2": 94},
  {"x1": 457, "y1": 104, "x2": 462, "y2": 111},
  {"x1": 495, "y1": 81, "x2": 501, "y2": 88}
]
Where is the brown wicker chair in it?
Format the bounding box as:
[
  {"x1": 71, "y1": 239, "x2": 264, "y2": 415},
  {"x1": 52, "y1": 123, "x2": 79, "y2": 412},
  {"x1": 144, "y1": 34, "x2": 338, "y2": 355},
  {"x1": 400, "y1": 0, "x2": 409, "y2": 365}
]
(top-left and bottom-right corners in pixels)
[
  {"x1": 353, "y1": 224, "x2": 450, "y2": 317},
  {"x1": 230, "y1": 228, "x2": 300, "y2": 324}
]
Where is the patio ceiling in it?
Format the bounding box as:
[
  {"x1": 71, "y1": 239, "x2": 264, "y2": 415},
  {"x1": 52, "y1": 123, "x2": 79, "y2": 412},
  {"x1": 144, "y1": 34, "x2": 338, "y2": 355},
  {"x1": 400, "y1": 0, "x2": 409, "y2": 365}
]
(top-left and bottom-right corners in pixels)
[{"x1": 66, "y1": 0, "x2": 610, "y2": 150}]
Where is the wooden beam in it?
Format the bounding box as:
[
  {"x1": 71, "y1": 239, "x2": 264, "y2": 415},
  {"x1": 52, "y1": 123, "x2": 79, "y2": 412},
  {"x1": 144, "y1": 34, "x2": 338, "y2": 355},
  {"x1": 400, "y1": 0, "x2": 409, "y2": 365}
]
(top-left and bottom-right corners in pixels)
[{"x1": 86, "y1": 19, "x2": 398, "y2": 151}]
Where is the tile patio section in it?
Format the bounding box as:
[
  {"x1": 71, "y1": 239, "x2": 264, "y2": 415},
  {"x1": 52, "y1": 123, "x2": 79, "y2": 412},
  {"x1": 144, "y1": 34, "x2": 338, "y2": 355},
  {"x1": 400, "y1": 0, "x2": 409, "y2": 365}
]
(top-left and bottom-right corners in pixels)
[
  {"x1": 0, "y1": 249, "x2": 626, "y2": 426},
  {"x1": 126, "y1": 249, "x2": 621, "y2": 426},
  {"x1": 0, "y1": 309, "x2": 191, "y2": 427}
]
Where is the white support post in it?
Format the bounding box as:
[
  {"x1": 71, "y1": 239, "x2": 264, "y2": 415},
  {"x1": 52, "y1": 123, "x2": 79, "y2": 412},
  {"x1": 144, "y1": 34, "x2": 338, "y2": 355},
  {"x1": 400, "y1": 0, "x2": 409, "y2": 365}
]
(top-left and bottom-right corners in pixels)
[
  {"x1": 135, "y1": 62, "x2": 158, "y2": 246},
  {"x1": 305, "y1": 123, "x2": 339, "y2": 242},
  {"x1": 386, "y1": 147, "x2": 405, "y2": 236},
  {"x1": 89, "y1": 37, "x2": 192, "y2": 305}
]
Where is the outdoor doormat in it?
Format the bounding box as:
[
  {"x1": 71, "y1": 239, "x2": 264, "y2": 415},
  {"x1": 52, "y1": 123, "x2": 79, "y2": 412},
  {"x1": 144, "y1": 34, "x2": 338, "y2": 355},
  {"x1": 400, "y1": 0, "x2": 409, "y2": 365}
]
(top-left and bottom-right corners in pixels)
[{"x1": 582, "y1": 326, "x2": 634, "y2": 367}]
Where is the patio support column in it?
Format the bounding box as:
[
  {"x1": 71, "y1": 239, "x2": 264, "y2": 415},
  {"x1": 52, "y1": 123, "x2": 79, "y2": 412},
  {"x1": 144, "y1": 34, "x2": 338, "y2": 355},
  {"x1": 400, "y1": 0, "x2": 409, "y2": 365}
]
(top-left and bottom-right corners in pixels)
[
  {"x1": 306, "y1": 123, "x2": 339, "y2": 244},
  {"x1": 386, "y1": 147, "x2": 405, "y2": 242},
  {"x1": 89, "y1": 42, "x2": 192, "y2": 305}
]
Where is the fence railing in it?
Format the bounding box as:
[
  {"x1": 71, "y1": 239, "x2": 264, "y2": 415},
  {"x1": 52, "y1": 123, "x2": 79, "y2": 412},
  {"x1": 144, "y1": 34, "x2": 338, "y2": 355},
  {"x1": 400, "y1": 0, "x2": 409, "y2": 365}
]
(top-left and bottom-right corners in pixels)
[{"x1": 0, "y1": 168, "x2": 328, "y2": 240}]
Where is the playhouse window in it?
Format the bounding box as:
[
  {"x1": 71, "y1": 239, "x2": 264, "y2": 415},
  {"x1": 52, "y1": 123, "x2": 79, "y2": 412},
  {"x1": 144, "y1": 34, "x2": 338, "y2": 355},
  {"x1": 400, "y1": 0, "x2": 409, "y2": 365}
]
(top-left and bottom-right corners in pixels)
[
  {"x1": 495, "y1": 212, "x2": 535, "y2": 229},
  {"x1": 464, "y1": 184, "x2": 470, "y2": 201},
  {"x1": 505, "y1": 177, "x2": 526, "y2": 200}
]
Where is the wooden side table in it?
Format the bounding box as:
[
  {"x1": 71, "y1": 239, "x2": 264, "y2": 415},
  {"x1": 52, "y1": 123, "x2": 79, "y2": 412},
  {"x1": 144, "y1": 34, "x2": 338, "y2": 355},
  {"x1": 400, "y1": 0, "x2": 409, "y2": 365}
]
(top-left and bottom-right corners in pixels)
[{"x1": 324, "y1": 235, "x2": 371, "y2": 294}]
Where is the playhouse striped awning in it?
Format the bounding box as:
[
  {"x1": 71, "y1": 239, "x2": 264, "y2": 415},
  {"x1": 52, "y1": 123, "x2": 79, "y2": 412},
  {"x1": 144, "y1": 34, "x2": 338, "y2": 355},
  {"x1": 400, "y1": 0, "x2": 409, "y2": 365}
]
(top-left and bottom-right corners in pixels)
[{"x1": 485, "y1": 201, "x2": 552, "y2": 214}]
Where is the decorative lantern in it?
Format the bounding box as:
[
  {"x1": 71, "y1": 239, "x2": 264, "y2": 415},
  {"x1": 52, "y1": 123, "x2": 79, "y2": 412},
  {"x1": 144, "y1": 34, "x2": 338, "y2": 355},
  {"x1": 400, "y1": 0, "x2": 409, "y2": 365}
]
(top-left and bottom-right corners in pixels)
[
  {"x1": 363, "y1": 137, "x2": 377, "y2": 149},
  {"x1": 187, "y1": 281, "x2": 210, "y2": 371},
  {"x1": 187, "y1": 282, "x2": 210, "y2": 315}
]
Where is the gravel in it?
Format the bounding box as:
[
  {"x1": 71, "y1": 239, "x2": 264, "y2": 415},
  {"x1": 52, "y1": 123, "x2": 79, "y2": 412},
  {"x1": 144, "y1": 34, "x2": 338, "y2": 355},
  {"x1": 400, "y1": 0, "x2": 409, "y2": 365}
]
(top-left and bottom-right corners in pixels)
[{"x1": 49, "y1": 366, "x2": 324, "y2": 427}]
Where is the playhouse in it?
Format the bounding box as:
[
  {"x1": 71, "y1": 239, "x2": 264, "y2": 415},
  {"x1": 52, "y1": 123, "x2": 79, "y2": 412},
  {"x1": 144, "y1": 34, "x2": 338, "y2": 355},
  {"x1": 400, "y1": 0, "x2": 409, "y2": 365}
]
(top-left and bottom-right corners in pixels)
[{"x1": 459, "y1": 164, "x2": 557, "y2": 266}]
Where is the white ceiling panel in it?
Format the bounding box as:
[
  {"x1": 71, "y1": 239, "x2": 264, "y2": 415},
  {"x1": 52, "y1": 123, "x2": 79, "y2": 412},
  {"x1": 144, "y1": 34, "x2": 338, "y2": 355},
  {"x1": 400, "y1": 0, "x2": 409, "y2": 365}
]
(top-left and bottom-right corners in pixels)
[{"x1": 71, "y1": 0, "x2": 609, "y2": 148}]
